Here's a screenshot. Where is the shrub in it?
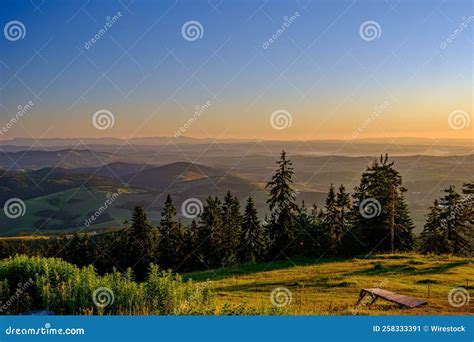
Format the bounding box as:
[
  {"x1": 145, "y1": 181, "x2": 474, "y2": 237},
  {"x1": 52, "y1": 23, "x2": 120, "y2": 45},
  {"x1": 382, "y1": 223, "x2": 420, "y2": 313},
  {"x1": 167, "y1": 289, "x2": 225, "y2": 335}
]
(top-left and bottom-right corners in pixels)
[{"x1": 0, "y1": 255, "x2": 213, "y2": 315}]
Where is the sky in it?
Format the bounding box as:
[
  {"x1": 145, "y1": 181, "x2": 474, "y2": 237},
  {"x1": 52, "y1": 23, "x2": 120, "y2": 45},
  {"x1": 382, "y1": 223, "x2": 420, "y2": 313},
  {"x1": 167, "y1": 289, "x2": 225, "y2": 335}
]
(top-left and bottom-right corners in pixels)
[{"x1": 0, "y1": 0, "x2": 472, "y2": 141}]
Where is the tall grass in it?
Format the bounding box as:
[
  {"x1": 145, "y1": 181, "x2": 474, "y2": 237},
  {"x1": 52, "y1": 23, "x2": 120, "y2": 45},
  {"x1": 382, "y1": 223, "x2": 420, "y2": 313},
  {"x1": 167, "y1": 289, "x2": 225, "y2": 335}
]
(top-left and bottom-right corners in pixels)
[{"x1": 0, "y1": 255, "x2": 216, "y2": 315}]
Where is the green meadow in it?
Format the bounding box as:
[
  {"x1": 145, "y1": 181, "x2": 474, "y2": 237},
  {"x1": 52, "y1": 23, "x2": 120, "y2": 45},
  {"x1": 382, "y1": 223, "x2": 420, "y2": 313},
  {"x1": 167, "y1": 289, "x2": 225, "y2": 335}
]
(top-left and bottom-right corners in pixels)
[{"x1": 185, "y1": 253, "x2": 473, "y2": 315}]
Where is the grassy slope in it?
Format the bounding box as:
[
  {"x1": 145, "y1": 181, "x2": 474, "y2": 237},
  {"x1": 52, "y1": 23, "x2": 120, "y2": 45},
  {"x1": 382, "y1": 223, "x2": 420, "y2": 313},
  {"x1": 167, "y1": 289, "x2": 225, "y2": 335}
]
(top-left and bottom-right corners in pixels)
[
  {"x1": 0, "y1": 187, "x2": 145, "y2": 236},
  {"x1": 185, "y1": 253, "x2": 473, "y2": 315}
]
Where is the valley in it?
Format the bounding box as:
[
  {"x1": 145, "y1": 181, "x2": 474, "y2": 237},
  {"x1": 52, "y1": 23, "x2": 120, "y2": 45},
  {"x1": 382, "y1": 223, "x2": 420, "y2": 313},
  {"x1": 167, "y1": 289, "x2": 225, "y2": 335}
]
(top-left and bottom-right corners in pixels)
[{"x1": 0, "y1": 139, "x2": 472, "y2": 237}]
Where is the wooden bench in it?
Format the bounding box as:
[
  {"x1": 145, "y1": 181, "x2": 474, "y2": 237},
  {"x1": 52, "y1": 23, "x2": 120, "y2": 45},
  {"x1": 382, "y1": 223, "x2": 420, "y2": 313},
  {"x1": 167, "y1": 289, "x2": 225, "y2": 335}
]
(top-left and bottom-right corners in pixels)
[{"x1": 357, "y1": 288, "x2": 427, "y2": 308}]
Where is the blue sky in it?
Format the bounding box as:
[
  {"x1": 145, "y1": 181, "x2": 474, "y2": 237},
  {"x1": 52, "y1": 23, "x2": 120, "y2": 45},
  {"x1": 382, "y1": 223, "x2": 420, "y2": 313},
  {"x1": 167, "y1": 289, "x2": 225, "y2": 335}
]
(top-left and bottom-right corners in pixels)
[{"x1": 0, "y1": 0, "x2": 472, "y2": 140}]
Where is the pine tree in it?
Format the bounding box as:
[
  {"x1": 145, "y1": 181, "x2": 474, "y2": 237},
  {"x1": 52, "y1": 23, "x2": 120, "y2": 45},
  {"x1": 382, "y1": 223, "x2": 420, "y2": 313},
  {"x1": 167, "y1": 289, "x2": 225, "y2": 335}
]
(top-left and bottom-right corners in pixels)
[
  {"x1": 266, "y1": 150, "x2": 299, "y2": 256},
  {"x1": 127, "y1": 205, "x2": 160, "y2": 279},
  {"x1": 350, "y1": 155, "x2": 415, "y2": 253},
  {"x1": 198, "y1": 196, "x2": 224, "y2": 267},
  {"x1": 295, "y1": 202, "x2": 309, "y2": 256},
  {"x1": 59, "y1": 233, "x2": 95, "y2": 267},
  {"x1": 462, "y1": 183, "x2": 473, "y2": 256},
  {"x1": 393, "y1": 186, "x2": 415, "y2": 251},
  {"x1": 158, "y1": 194, "x2": 185, "y2": 271},
  {"x1": 0, "y1": 240, "x2": 11, "y2": 259},
  {"x1": 439, "y1": 186, "x2": 468, "y2": 255},
  {"x1": 336, "y1": 184, "x2": 351, "y2": 236},
  {"x1": 295, "y1": 202, "x2": 321, "y2": 257},
  {"x1": 421, "y1": 185, "x2": 471, "y2": 256},
  {"x1": 181, "y1": 219, "x2": 199, "y2": 270},
  {"x1": 106, "y1": 221, "x2": 132, "y2": 273},
  {"x1": 323, "y1": 184, "x2": 340, "y2": 255},
  {"x1": 221, "y1": 191, "x2": 243, "y2": 265},
  {"x1": 240, "y1": 196, "x2": 268, "y2": 262},
  {"x1": 420, "y1": 200, "x2": 449, "y2": 254}
]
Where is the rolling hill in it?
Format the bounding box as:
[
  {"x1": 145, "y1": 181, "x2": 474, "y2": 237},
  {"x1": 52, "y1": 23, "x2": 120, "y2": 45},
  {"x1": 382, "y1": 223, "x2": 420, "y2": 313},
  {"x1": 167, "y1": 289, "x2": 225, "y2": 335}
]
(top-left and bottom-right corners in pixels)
[
  {"x1": 125, "y1": 162, "x2": 233, "y2": 190},
  {"x1": 0, "y1": 168, "x2": 121, "y2": 204},
  {"x1": 0, "y1": 146, "x2": 472, "y2": 235},
  {"x1": 0, "y1": 162, "x2": 265, "y2": 236},
  {"x1": 69, "y1": 162, "x2": 154, "y2": 181},
  {"x1": 0, "y1": 149, "x2": 113, "y2": 169}
]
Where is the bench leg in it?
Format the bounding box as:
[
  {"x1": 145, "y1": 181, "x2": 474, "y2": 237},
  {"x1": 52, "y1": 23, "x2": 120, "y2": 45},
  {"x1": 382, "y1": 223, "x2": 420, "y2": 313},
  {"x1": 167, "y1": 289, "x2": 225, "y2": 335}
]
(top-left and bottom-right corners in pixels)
[
  {"x1": 369, "y1": 294, "x2": 377, "y2": 305},
  {"x1": 356, "y1": 290, "x2": 367, "y2": 305}
]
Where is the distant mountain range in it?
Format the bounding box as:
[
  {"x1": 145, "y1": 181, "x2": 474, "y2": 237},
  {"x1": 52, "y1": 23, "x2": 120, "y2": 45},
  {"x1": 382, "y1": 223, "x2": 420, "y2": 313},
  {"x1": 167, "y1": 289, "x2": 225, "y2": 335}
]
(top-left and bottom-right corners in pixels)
[
  {"x1": 0, "y1": 149, "x2": 113, "y2": 169},
  {"x1": 0, "y1": 160, "x2": 264, "y2": 236},
  {"x1": 0, "y1": 136, "x2": 471, "y2": 146},
  {"x1": 0, "y1": 137, "x2": 472, "y2": 157},
  {"x1": 0, "y1": 141, "x2": 472, "y2": 236},
  {"x1": 0, "y1": 167, "x2": 121, "y2": 204}
]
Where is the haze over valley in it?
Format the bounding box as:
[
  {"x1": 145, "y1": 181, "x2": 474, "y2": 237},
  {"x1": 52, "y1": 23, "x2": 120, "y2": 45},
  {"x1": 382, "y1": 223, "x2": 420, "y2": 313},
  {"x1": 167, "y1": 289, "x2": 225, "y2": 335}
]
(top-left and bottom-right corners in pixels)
[{"x1": 1, "y1": 137, "x2": 472, "y2": 236}]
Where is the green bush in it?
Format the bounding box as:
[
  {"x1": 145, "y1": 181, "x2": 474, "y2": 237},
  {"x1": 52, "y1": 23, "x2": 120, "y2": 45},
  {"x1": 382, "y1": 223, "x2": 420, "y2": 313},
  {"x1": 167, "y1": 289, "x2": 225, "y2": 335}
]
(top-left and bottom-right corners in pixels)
[{"x1": 0, "y1": 255, "x2": 213, "y2": 315}]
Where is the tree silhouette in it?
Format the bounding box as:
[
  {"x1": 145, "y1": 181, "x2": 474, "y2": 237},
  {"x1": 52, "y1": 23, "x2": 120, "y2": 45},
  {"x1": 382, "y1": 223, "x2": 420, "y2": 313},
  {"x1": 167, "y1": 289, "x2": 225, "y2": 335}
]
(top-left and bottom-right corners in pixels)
[
  {"x1": 158, "y1": 195, "x2": 185, "y2": 271},
  {"x1": 240, "y1": 196, "x2": 268, "y2": 262},
  {"x1": 266, "y1": 150, "x2": 299, "y2": 256},
  {"x1": 350, "y1": 155, "x2": 414, "y2": 253},
  {"x1": 128, "y1": 205, "x2": 160, "y2": 279}
]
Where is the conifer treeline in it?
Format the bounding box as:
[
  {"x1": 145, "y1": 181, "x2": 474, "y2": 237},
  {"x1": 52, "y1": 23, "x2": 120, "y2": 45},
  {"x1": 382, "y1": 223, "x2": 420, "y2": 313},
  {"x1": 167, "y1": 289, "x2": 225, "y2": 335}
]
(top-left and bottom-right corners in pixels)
[
  {"x1": 420, "y1": 183, "x2": 473, "y2": 255},
  {"x1": 1, "y1": 151, "x2": 472, "y2": 278}
]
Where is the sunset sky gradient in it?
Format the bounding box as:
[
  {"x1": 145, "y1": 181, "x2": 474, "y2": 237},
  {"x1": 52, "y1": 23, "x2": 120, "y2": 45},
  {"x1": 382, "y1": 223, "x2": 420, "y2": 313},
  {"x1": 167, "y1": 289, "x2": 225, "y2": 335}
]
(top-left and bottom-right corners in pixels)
[{"x1": 0, "y1": 0, "x2": 472, "y2": 141}]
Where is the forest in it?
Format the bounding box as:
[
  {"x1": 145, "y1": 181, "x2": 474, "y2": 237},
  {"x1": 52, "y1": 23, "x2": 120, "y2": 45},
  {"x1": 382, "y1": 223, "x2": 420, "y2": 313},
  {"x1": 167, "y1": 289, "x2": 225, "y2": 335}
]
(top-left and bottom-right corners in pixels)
[{"x1": 1, "y1": 151, "x2": 472, "y2": 281}]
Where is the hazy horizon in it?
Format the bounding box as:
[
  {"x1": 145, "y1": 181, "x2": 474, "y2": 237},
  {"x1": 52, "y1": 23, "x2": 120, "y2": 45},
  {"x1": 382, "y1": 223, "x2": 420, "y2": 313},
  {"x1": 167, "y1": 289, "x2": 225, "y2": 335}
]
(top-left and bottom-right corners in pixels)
[
  {"x1": 0, "y1": 135, "x2": 472, "y2": 144},
  {"x1": 1, "y1": 0, "x2": 472, "y2": 141}
]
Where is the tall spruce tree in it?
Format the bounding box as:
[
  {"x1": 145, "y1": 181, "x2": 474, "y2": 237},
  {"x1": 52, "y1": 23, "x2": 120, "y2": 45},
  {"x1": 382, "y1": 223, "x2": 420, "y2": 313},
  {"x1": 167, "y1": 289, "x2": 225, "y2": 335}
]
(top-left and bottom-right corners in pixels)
[
  {"x1": 266, "y1": 150, "x2": 299, "y2": 256},
  {"x1": 240, "y1": 196, "x2": 268, "y2": 262},
  {"x1": 295, "y1": 202, "x2": 322, "y2": 257},
  {"x1": 420, "y1": 200, "x2": 449, "y2": 254},
  {"x1": 421, "y1": 185, "x2": 471, "y2": 255},
  {"x1": 439, "y1": 186, "x2": 468, "y2": 255},
  {"x1": 350, "y1": 155, "x2": 414, "y2": 253},
  {"x1": 323, "y1": 184, "x2": 340, "y2": 255},
  {"x1": 158, "y1": 195, "x2": 185, "y2": 271},
  {"x1": 127, "y1": 205, "x2": 160, "y2": 279},
  {"x1": 336, "y1": 184, "x2": 351, "y2": 236},
  {"x1": 221, "y1": 191, "x2": 243, "y2": 265},
  {"x1": 296, "y1": 202, "x2": 309, "y2": 256},
  {"x1": 181, "y1": 219, "x2": 200, "y2": 271},
  {"x1": 198, "y1": 196, "x2": 224, "y2": 267},
  {"x1": 462, "y1": 183, "x2": 473, "y2": 256}
]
